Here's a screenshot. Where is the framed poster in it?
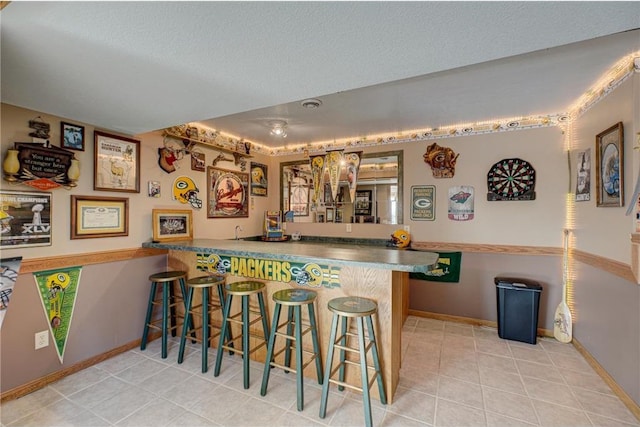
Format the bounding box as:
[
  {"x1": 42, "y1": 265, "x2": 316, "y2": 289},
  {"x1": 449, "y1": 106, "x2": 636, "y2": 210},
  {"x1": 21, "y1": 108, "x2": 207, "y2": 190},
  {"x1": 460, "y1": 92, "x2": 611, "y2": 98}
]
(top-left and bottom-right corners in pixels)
[
  {"x1": 152, "y1": 209, "x2": 193, "y2": 242},
  {"x1": 291, "y1": 179, "x2": 309, "y2": 216},
  {"x1": 575, "y1": 149, "x2": 591, "y2": 202},
  {"x1": 70, "y1": 195, "x2": 128, "y2": 239},
  {"x1": 326, "y1": 207, "x2": 335, "y2": 222},
  {"x1": 207, "y1": 166, "x2": 249, "y2": 218},
  {"x1": 596, "y1": 122, "x2": 624, "y2": 207},
  {"x1": 250, "y1": 162, "x2": 268, "y2": 197},
  {"x1": 0, "y1": 191, "x2": 52, "y2": 249},
  {"x1": 411, "y1": 185, "x2": 435, "y2": 220},
  {"x1": 94, "y1": 131, "x2": 141, "y2": 193},
  {"x1": 60, "y1": 121, "x2": 85, "y2": 151},
  {"x1": 354, "y1": 190, "x2": 372, "y2": 215}
]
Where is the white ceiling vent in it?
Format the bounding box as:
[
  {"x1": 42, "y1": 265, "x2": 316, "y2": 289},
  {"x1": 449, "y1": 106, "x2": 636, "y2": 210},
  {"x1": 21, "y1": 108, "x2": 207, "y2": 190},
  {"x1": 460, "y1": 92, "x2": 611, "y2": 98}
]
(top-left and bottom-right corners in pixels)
[{"x1": 301, "y1": 98, "x2": 323, "y2": 109}]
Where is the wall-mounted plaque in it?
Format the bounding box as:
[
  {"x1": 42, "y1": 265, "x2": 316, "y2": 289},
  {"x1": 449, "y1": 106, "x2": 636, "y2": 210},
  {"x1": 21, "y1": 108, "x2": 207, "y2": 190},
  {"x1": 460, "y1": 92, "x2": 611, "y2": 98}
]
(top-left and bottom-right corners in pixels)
[{"x1": 9, "y1": 143, "x2": 76, "y2": 190}]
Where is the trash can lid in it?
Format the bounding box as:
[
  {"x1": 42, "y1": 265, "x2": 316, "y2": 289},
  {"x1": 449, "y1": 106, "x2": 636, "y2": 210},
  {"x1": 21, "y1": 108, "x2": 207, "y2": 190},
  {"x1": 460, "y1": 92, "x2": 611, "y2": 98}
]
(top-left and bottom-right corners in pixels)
[{"x1": 494, "y1": 276, "x2": 542, "y2": 291}]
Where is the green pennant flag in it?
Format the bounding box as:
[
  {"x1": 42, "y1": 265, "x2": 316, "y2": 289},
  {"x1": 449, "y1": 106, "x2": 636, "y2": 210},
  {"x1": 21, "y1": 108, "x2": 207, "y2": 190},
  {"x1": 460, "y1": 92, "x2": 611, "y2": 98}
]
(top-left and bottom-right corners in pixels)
[
  {"x1": 33, "y1": 267, "x2": 82, "y2": 363},
  {"x1": 410, "y1": 252, "x2": 462, "y2": 283}
]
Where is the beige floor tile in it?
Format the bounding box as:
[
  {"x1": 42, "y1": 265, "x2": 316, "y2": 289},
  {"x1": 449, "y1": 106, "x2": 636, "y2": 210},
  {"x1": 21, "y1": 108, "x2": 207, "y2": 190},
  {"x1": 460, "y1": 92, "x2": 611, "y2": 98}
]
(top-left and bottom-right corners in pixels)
[
  {"x1": 440, "y1": 359, "x2": 481, "y2": 384},
  {"x1": 510, "y1": 346, "x2": 552, "y2": 365},
  {"x1": 435, "y1": 398, "x2": 487, "y2": 427},
  {"x1": 538, "y1": 338, "x2": 580, "y2": 356},
  {"x1": 48, "y1": 366, "x2": 112, "y2": 396},
  {"x1": 89, "y1": 385, "x2": 156, "y2": 424},
  {"x1": 189, "y1": 384, "x2": 252, "y2": 423},
  {"x1": 586, "y1": 412, "x2": 640, "y2": 427},
  {"x1": 485, "y1": 411, "x2": 538, "y2": 427},
  {"x1": 0, "y1": 385, "x2": 64, "y2": 425},
  {"x1": 477, "y1": 352, "x2": 518, "y2": 374},
  {"x1": 482, "y1": 387, "x2": 538, "y2": 423},
  {"x1": 473, "y1": 326, "x2": 501, "y2": 340},
  {"x1": 516, "y1": 359, "x2": 565, "y2": 384},
  {"x1": 328, "y1": 395, "x2": 387, "y2": 426},
  {"x1": 415, "y1": 318, "x2": 445, "y2": 331},
  {"x1": 97, "y1": 349, "x2": 148, "y2": 373},
  {"x1": 115, "y1": 398, "x2": 189, "y2": 426},
  {"x1": 444, "y1": 322, "x2": 474, "y2": 337},
  {"x1": 66, "y1": 376, "x2": 131, "y2": 408},
  {"x1": 222, "y1": 396, "x2": 287, "y2": 426},
  {"x1": 476, "y1": 338, "x2": 511, "y2": 357},
  {"x1": 157, "y1": 374, "x2": 220, "y2": 409},
  {"x1": 437, "y1": 376, "x2": 484, "y2": 409},
  {"x1": 531, "y1": 399, "x2": 592, "y2": 427},
  {"x1": 478, "y1": 367, "x2": 526, "y2": 396},
  {"x1": 547, "y1": 352, "x2": 592, "y2": 373},
  {"x1": 273, "y1": 410, "x2": 327, "y2": 426},
  {"x1": 399, "y1": 364, "x2": 439, "y2": 395},
  {"x1": 560, "y1": 369, "x2": 614, "y2": 396},
  {"x1": 387, "y1": 387, "x2": 436, "y2": 424},
  {"x1": 522, "y1": 377, "x2": 581, "y2": 409},
  {"x1": 137, "y1": 365, "x2": 194, "y2": 394},
  {"x1": 572, "y1": 387, "x2": 639, "y2": 425},
  {"x1": 165, "y1": 411, "x2": 219, "y2": 427},
  {"x1": 6, "y1": 398, "x2": 109, "y2": 427}
]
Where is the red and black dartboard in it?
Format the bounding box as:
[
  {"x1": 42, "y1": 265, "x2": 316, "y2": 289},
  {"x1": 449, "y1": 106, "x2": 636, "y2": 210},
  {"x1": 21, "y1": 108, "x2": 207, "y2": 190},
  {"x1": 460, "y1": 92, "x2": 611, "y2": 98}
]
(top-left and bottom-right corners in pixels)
[{"x1": 487, "y1": 158, "x2": 536, "y2": 201}]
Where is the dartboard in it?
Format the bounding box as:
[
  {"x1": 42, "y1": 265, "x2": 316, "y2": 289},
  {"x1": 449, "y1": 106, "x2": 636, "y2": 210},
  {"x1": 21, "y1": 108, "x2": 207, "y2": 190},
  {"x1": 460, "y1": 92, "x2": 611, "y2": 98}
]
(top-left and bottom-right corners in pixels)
[{"x1": 487, "y1": 158, "x2": 536, "y2": 201}]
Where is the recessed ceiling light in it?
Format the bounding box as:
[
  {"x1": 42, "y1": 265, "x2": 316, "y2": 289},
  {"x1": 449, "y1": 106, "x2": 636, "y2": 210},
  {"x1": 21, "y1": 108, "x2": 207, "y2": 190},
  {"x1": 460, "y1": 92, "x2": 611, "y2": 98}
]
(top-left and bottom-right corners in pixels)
[{"x1": 301, "y1": 98, "x2": 322, "y2": 109}]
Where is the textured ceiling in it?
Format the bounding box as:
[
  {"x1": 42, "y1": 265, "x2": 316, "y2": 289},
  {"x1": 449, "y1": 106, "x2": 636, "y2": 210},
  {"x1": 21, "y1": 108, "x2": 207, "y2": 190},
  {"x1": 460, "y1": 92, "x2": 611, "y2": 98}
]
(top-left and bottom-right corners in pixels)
[{"x1": 1, "y1": 2, "x2": 639, "y2": 147}]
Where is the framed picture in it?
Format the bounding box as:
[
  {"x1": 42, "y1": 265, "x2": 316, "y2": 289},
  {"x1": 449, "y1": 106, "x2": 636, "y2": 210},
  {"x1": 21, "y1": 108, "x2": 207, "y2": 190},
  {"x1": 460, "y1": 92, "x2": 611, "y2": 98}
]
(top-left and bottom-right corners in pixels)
[
  {"x1": 595, "y1": 122, "x2": 624, "y2": 207},
  {"x1": 71, "y1": 195, "x2": 129, "y2": 239},
  {"x1": 60, "y1": 121, "x2": 85, "y2": 151},
  {"x1": 0, "y1": 191, "x2": 52, "y2": 249},
  {"x1": 152, "y1": 209, "x2": 193, "y2": 242},
  {"x1": 324, "y1": 182, "x2": 334, "y2": 205},
  {"x1": 335, "y1": 208, "x2": 343, "y2": 223},
  {"x1": 354, "y1": 190, "x2": 372, "y2": 215},
  {"x1": 94, "y1": 130, "x2": 141, "y2": 193},
  {"x1": 326, "y1": 207, "x2": 335, "y2": 222},
  {"x1": 317, "y1": 213, "x2": 325, "y2": 223},
  {"x1": 207, "y1": 166, "x2": 249, "y2": 218},
  {"x1": 250, "y1": 162, "x2": 268, "y2": 197},
  {"x1": 148, "y1": 181, "x2": 161, "y2": 198}
]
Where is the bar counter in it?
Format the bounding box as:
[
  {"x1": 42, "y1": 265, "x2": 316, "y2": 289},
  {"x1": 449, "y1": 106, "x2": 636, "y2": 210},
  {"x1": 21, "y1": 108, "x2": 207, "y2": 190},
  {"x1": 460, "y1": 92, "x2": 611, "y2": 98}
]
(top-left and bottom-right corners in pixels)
[{"x1": 142, "y1": 238, "x2": 438, "y2": 403}]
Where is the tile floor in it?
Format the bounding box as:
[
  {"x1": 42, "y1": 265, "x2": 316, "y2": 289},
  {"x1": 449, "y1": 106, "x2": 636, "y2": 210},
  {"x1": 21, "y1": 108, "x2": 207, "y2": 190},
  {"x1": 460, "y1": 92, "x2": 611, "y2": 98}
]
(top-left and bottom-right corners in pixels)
[{"x1": 1, "y1": 316, "x2": 638, "y2": 427}]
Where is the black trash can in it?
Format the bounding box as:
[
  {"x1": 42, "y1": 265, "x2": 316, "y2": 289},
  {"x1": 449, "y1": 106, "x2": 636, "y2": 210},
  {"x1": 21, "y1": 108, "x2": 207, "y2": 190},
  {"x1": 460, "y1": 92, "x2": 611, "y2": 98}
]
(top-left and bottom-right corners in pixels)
[{"x1": 495, "y1": 277, "x2": 542, "y2": 345}]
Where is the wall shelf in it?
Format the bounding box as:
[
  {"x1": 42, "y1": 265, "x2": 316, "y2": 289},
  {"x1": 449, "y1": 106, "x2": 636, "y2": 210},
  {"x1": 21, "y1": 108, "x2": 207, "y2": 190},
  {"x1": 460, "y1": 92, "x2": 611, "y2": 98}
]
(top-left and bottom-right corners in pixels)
[{"x1": 162, "y1": 131, "x2": 253, "y2": 163}]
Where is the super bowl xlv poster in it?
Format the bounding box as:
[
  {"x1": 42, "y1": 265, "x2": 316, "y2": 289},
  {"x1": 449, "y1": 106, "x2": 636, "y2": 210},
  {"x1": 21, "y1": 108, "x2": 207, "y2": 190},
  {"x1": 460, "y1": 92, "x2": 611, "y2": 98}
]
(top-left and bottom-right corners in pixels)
[
  {"x1": 448, "y1": 186, "x2": 474, "y2": 221},
  {"x1": 0, "y1": 191, "x2": 52, "y2": 249},
  {"x1": 33, "y1": 267, "x2": 82, "y2": 363}
]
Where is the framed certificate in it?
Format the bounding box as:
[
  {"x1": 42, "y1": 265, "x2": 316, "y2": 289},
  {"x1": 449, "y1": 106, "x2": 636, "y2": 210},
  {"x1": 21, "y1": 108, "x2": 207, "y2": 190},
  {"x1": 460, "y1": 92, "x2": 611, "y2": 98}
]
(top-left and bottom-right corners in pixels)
[{"x1": 70, "y1": 195, "x2": 129, "y2": 239}]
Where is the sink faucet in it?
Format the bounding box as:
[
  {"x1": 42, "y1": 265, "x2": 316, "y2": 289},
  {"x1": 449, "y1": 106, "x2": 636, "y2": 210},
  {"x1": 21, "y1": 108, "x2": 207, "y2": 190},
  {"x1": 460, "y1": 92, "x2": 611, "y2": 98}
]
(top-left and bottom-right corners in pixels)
[{"x1": 235, "y1": 225, "x2": 243, "y2": 240}]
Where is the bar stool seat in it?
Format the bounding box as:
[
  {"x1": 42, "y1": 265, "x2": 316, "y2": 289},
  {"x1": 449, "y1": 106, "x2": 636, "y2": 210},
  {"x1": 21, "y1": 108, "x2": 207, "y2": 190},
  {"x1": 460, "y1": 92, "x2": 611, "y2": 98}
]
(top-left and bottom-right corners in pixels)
[
  {"x1": 177, "y1": 274, "x2": 230, "y2": 373},
  {"x1": 214, "y1": 280, "x2": 269, "y2": 389},
  {"x1": 260, "y1": 288, "x2": 323, "y2": 411},
  {"x1": 319, "y1": 296, "x2": 386, "y2": 427},
  {"x1": 140, "y1": 270, "x2": 190, "y2": 359}
]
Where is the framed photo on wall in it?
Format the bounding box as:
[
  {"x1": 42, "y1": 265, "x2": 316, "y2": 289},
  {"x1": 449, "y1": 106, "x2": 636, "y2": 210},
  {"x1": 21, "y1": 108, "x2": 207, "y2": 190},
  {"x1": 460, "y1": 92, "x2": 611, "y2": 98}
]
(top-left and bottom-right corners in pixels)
[
  {"x1": 94, "y1": 131, "x2": 141, "y2": 193},
  {"x1": 152, "y1": 209, "x2": 193, "y2": 242},
  {"x1": 354, "y1": 190, "x2": 372, "y2": 215},
  {"x1": 207, "y1": 166, "x2": 249, "y2": 218},
  {"x1": 60, "y1": 121, "x2": 85, "y2": 151},
  {"x1": 595, "y1": 122, "x2": 624, "y2": 207}
]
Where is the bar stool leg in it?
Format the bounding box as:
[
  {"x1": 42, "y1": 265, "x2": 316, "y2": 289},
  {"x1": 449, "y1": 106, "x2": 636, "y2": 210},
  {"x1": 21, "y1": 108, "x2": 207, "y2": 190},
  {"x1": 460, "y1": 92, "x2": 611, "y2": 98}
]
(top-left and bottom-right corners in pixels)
[
  {"x1": 294, "y1": 304, "x2": 304, "y2": 411},
  {"x1": 260, "y1": 302, "x2": 282, "y2": 396},
  {"x1": 367, "y1": 315, "x2": 387, "y2": 404},
  {"x1": 214, "y1": 294, "x2": 233, "y2": 377},
  {"x1": 319, "y1": 312, "x2": 339, "y2": 419},
  {"x1": 242, "y1": 294, "x2": 250, "y2": 389},
  {"x1": 201, "y1": 286, "x2": 210, "y2": 373},
  {"x1": 357, "y1": 317, "x2": 373, "y2": 427},
  {"x1": 283, "y1": 306, "x2": 294, "y2": 372},
  {"x1": 161, "y1": 282, "x2": 169, "y2": 358},
  {"x1": 308, "y1": 302, "x2": 323, "y2": 385},
  {"x1": 140, "y1": 281, "x2": 158, "y2": 351},
  {"x1": 214, "y1": 282, "x2": 234, "y2": 355},
  {"x1": 257, "y1": 291, "x2": 270, "y2": 341},
  {"x1": 177, "y1": 286, "x2": 195, "y2": 364},
  {"x1": 337, "y1": 315, "x2": 348, "y2": 390}
]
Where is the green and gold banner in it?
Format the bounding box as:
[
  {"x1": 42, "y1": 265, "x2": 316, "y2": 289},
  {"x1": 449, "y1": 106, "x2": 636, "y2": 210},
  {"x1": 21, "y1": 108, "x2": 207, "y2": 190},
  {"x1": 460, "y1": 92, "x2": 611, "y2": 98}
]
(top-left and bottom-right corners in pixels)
[
  {"x1": 344, "y1": 151, "x2": 362, "y2": 203},
  {"x1": 325, "y1": 150, "x2": 343, "y2": 202},
  {"x1": 33, "y1": 266, "x2": 82, "y2": 363},
  {"x1": 309, "y1": 155, "x2": 325, "y2": 205},
  {"x1": 409, "y1": 252, "x2": 461, "y2": 283},
  {"x1": 196, "y1": 253, "x2": 340, "y2": 288}
]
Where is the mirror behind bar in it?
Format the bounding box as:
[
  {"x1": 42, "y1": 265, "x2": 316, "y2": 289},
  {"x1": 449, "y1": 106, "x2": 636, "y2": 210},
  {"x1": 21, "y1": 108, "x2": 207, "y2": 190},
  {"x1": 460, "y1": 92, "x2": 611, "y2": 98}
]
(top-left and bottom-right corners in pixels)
[{"x1": 280, "y1": 150, "x2": 403, "y2": 224}]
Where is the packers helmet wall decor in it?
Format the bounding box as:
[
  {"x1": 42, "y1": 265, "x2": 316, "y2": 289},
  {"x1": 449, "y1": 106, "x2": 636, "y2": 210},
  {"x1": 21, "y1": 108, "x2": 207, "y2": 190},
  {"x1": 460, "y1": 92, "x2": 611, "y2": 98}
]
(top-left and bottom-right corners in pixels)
[
  {"x1": 172, "y1": 176, "x2": 202, "y2": 209},
  {"x1": 389, "y1": 229, "x2": 411, "y2": 249}
]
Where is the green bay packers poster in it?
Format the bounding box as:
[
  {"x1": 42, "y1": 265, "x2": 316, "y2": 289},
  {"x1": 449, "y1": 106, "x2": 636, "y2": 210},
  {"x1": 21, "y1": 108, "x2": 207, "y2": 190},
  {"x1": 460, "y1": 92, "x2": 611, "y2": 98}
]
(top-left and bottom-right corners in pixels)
[
  {"x1": 250, "y1": 162, "x2": 268, "y2": 197},
  {"x1": 33, "y1": 267, "x2": 82, "y2": 363},
  {"x1": 1, "y1": 191, "x2": 52, "y2": 249}
]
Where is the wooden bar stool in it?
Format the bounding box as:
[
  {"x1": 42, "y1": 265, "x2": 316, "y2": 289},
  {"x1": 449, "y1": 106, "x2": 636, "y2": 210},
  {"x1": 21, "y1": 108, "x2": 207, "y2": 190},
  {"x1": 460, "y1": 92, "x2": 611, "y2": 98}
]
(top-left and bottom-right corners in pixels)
[
  {"x1": 260, "y1": 288, "x2": 323, "y2": 411},
  {"x1": 319, "y1": 296, "x2": 386, "y2": 427},
  {"x1": 177, "y1": 274, "x2": 231, "y2": 373},
  {"x1": 140, "y1": 270, "x2": 190, "y2": 359},
  {"x1": 214, "y1": 280, "x2": 269, "y2": 389}
]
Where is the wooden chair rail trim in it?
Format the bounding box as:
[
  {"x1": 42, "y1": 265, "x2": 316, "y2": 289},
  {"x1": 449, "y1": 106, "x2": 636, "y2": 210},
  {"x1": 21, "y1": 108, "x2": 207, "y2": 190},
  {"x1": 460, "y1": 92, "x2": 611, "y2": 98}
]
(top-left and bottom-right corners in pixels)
[
  {"x1": 412, "y1": 241, "x2": 635, "y2": 284},
  {"x1": 18, "y1": 247, "x2": 167, "y2": 274}
]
